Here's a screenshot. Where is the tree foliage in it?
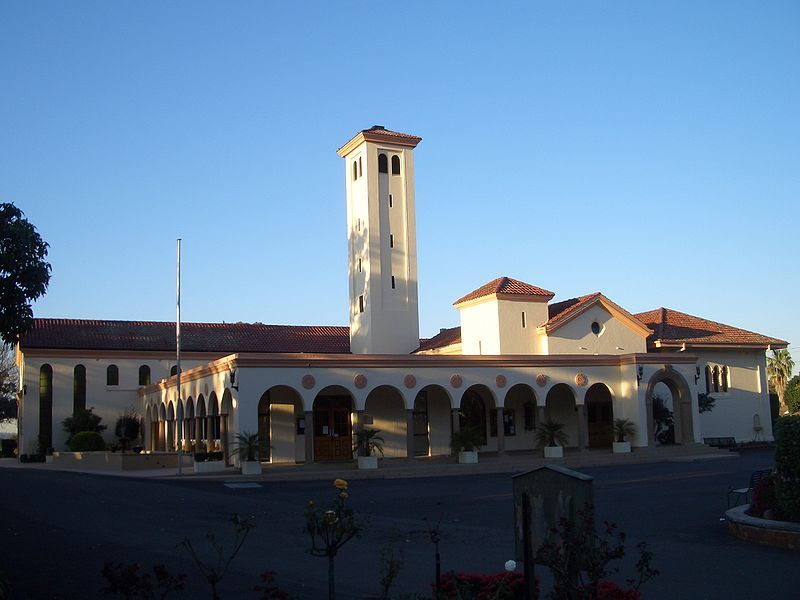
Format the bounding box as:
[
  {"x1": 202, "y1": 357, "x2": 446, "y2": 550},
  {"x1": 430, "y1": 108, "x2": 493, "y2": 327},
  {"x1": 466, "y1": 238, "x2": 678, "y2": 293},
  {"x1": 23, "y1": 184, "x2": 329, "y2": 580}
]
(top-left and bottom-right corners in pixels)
[
  {"x1": 0, "y1": 203, "x2": 51, "y2": 345},
  {"x1": 785, "y1": 376, "x2": 800, "y2": 415},
  {"x1": 767, "y1": 349, "x2": 795, "y2": 415},
  {"x1": 63, "y1": 407, "x2": 106, "y2": 444},
  {"x1": 115, "y1": 407, "x2": 141, "y2": 451},
  {"x1": 0, "y1": 345, "x2": 18, "y2": 422}
]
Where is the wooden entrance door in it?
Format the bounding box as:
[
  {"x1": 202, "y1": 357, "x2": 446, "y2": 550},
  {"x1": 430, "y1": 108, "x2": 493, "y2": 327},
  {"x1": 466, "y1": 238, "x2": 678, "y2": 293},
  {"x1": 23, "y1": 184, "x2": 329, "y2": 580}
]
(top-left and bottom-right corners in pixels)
[
  {"x1": 313, "y1": 396, "x2": 352, "y2": 461},
  {"x1": 413, "y1": 393, "x2": 430, "y2": 457},
  {"x1": 587, "y1": 400, "x2": 613, "y2": 447}
]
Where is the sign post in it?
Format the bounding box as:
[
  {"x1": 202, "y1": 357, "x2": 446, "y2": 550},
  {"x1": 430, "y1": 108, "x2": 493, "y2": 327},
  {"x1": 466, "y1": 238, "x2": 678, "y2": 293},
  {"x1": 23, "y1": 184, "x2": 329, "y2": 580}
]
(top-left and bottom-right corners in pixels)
[{"x1": 513, "y1": 465, "x2": 594, "y2": 599}]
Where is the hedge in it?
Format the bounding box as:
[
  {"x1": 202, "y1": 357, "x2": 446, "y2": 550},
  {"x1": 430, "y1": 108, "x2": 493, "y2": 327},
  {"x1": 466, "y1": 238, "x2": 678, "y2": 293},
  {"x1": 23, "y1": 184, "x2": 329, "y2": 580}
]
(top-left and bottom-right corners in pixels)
[
  {"x1": 69, "y1": 431, "x2": 107, "y2": 452},
  {"x1": 774, "y1": 416, "x2": 800, "y2": 522}
]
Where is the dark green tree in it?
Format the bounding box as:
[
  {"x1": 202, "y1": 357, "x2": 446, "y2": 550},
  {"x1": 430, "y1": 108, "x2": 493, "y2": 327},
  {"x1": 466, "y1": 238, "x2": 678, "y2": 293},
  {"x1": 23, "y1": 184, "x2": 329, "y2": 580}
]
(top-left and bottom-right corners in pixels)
[
  {"x1": 115, "y1": 407, "x2": 141, "y2": 451},
  {"x1": 0, "y1": 203, "x2": 51, "y2": 345},
  {"x1": 785, "y1": 375, "x2": 800, "y2": 414},
  {"x1": 63, "y1": 407, "x2": 106, "y2": 444}
]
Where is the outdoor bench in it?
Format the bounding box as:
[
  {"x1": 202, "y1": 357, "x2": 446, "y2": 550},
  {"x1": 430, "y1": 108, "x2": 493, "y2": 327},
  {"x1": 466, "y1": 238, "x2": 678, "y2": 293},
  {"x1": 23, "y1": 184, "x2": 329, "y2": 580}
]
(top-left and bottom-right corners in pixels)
[{"x1": 704, "y1": 436, "x2": 738, "y2": 449}]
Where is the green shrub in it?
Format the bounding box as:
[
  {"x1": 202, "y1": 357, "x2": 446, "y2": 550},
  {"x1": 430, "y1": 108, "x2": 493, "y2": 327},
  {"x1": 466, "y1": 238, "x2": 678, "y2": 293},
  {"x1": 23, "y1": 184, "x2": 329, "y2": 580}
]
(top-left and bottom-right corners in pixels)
[
  {"x1": 774, "y1": 416, "x2": 800, "y2": 522},
  {"x1": 69, "y1": 431, "x2": 106, "y2": 452},
  {"x1": 785, "y1": 376, "x2": 800, "y2": 414},
  {"x1": 193, "y1": 451, "x2": 224, "y2": 463}
]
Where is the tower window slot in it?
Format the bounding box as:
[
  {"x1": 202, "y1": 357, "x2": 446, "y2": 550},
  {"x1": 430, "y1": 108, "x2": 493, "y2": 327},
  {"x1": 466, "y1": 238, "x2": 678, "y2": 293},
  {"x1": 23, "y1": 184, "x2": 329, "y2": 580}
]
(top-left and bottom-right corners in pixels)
[
  {"x1": 378, "y1": 153, "x2": 388, "y2": 173},
  {"x1": 358, "y1": 156, "x2": 362, "y2": 177},
  {"x1": 358, "y1": 258, "x2": 362, "y2": 272},
  {"x1": 353, "y1": 161, "x2": 358, "y2": 181},
  {"x1": 388, "y1": 194, "x2": 393, "y2": 208},
  {"x1": 391, "y1": 275, "x2": 396, "y2": 289},
  {"x1": 391, "y1": 155, "x2": 400, "y2": 175},
  {"x1": 359, "y1": 295, "x2": 364, "y2": 313},
  {"x1": 390, "y1": 234, "x2": 394, "y2": 248},
  {"x1": 522, "y1": 312, "x2": 526, "y2": 328}
]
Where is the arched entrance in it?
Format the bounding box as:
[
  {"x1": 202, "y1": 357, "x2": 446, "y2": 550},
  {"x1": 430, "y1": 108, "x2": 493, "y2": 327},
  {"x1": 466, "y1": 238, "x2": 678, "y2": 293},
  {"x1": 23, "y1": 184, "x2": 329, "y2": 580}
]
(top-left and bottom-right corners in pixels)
[
  {"x1": 585, "y1": 383, "x2": 614, "y2": 448},
  {"x1": 196, "y1": 395, "x2": 208, "y2": 452},
  {"x1": 258, "y1": 385, "x2": 304, "y2": 464},
  {"x1": 185, "y1": 398, "x2": 195, "y2": 452},
  {"x1": 313, "y1": 386, "x2": 354, "y2": 461},
  {"x1": 364, "y1": 385, "x2": 406, "y2": 458},
  {"x1": 645, "y1": 368, "x2": 694, "y2": 445},
  {"x1": 221, "y1": 389, "x2": 234, "y2": 464},
  {"x1": 504, "y1": 384, "x2": 539, "y2": 451},
  {"x1": 545, "y1": 384, "x2": 578, "y2": 448},
  {"x1": 413, "y1": 384, "x2": 453, "y2": 457},
  {"x1": 460, "y1": 385, "x2": 495, "y2": 448}
]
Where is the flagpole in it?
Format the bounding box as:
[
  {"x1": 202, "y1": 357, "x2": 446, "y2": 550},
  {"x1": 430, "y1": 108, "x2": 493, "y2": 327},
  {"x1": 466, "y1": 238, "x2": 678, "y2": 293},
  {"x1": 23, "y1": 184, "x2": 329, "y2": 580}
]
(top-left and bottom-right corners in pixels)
[{"x1": 176, "y1": 238, "x2": 183, "y2": 476}]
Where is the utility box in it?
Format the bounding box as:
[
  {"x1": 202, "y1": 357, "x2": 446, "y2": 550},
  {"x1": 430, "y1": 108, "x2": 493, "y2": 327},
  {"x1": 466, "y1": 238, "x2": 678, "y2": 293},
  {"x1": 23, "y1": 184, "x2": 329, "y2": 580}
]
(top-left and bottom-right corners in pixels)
[{"x1": 513, "y1": 464, "x2": 594, "y2": 562}]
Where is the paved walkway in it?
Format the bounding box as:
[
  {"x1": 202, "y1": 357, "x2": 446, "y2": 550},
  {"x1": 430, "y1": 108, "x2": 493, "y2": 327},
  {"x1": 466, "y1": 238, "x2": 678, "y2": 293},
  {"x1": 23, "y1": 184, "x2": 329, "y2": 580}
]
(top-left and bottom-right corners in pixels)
[{"x1": 0, "y1": 443, "x2": 737, "y2": 482}]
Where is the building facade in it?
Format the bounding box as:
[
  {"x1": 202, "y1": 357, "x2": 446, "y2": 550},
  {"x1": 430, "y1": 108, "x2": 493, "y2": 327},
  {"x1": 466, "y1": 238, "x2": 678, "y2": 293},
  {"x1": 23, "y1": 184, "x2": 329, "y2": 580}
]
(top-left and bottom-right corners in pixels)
[{"x1": 15, "y1": 126, "x2": 787, "y2": 465}]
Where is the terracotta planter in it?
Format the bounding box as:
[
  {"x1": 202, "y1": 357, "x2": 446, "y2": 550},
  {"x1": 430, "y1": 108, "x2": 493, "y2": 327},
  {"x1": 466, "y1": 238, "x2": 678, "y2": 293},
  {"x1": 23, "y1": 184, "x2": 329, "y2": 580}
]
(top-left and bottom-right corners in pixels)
[
  {"x1": 458, "y1": 450, "x2": 478, "y2": 464},
  {"x1": 612, "y1": 441, "x2": 631, "y2": 454},
  {"x1": 544, "y1": 446, "x2": 563, "y2": 458},
  {"x1": 357, "y1": 455, "x2": 378, "y2": 470},
  {"x1": 241, "y1": 460, "x2": 262, "y2": 475}
]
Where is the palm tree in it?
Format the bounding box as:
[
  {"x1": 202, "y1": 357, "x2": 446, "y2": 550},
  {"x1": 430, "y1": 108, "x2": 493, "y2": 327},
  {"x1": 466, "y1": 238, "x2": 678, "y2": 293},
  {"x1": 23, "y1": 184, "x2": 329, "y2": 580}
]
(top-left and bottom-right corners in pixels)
[
  {"x1": 535, "y1": 419, "x2": 569, "y2": 448},
  {"x1": 613, "y1": 418, "x2": 637, "y2": 443},
  {"x1": 768, "y1": 349, "x2": 795, "y2": 415}
]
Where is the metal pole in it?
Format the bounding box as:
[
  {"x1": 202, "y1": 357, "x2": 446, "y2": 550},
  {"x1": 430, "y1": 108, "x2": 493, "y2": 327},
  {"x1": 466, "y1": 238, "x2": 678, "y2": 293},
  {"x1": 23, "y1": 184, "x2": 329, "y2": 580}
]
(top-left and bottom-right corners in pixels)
[{"x1": 176, "y1": 238, "x2": 183, "y2": 476}]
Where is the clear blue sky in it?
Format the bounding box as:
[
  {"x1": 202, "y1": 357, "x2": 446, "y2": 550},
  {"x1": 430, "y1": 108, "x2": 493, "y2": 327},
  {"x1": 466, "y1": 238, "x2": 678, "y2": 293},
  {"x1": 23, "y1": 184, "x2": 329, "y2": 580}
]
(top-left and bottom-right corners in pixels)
[{"x1": 1, "y1": 1, "x2": 797, "y2": 366}]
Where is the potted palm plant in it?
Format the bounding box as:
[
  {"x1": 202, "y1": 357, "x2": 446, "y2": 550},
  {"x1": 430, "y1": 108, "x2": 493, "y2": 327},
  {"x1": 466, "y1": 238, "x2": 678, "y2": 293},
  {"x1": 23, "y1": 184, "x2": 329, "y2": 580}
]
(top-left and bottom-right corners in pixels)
[
  {"x1": 535, "y1": 419, "x2": 568, "y2": 458},
  {"x1": 612, "y1": 418, "x2": 636, "y2": 454},
  {"x1": 232, "y1": 431, "x2": 262, "y2": 475},
  {"x1": 451, "y1": 429, "x2": 483, "y2": 464},
  {"x1": 353, "y1": 428, "x2": 384, "y2": 469}
]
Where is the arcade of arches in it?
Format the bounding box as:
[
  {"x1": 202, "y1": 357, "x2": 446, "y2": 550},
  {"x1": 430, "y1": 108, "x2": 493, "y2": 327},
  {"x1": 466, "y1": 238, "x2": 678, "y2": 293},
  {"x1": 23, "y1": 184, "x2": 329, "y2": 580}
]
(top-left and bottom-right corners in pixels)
[{"x1": 142, "y1": 370, "x2": 695, "y2": 464}]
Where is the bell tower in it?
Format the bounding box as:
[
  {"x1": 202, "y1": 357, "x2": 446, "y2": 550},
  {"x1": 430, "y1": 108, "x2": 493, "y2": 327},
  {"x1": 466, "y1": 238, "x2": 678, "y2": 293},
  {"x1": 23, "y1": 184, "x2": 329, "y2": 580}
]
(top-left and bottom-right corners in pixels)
[{"x1": 337, "y1": 125, "x2": 422, "y2": 354}]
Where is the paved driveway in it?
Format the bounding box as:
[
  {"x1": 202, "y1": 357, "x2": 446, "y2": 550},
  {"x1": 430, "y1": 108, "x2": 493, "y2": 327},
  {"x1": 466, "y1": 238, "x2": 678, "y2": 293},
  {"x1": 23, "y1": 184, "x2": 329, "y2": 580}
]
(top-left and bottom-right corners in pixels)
[{"x1": 0, "y1": 449, "x2": 795, "y2": 599}]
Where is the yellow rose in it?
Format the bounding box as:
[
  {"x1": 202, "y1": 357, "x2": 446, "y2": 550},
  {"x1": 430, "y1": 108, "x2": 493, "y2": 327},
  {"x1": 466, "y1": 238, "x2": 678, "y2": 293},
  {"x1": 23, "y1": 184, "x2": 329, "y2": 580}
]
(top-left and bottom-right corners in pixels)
[{"x1": 334, "y1": 478, "x2": 348, "y2": 490}]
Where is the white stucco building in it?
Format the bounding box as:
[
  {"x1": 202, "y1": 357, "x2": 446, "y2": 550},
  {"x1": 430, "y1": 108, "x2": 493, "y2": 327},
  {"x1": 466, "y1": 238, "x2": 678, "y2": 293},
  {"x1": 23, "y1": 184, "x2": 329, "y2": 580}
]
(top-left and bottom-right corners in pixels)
[{"x1": 15, "y1": 126, "x2": 788, "y2": 464}]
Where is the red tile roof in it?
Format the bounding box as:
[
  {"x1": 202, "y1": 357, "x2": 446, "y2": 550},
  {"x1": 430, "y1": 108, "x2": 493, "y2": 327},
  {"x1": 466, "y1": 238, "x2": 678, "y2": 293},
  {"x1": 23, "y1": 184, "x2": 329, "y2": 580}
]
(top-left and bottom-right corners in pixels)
[
  {"x1": 634, "y1": 308, "x2": 787, "y2": 349},
  {"x1": 360, "y1": 125, "x2": 421, "y2": 141},
  {"x1": 415, "y1": 326, "x2": 462, "y2": 352},
  {"x1": 19, "y1": 319, "x2": 351, "y2": 354},
  {"x1": 454, "y1": 277, "x2": 555, "y2": 306},
  {"x1": 546, "y1": 293, "x2": 602, "y2": 325}
]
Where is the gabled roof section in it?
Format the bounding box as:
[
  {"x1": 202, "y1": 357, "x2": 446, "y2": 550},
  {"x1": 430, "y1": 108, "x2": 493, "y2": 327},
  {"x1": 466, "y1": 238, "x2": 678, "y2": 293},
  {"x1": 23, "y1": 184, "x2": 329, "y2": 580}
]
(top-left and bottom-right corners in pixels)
[
  {"x1": 543, "y1": 293, "x2": 652, "y2": 338},
  {"x1": 337, "y1": 125, "x2": 422, "y2": 156},
  {"x1": 19, "y1": 319, "x2": 351, "y2": 354},
  {"x1": 634, "y1": 308, "x2": 788, "y2": 350},
  {"x1": 454, "y1": 276, "x2": 555, "y2": 307},
  {"x1": 415, "y1": 326, "x2": 462, "y2": 353}
]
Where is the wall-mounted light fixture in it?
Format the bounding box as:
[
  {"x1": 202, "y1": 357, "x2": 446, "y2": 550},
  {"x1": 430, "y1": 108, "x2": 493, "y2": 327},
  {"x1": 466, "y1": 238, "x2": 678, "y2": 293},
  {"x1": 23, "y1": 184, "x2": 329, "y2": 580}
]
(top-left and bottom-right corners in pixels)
[
  {"x1": 636, "y1": 365, "x2": 643, "y2": 387},
  {"x1": 230, "y1": 368, "x2": 238, "y2": 391}
]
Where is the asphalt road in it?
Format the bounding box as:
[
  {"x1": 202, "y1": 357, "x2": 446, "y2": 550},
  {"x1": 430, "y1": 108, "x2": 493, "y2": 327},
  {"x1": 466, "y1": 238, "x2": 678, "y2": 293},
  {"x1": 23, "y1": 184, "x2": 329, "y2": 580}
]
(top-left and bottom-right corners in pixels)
[{"x1": 0, "y1": 449, "x2": 796, "y2": 599}]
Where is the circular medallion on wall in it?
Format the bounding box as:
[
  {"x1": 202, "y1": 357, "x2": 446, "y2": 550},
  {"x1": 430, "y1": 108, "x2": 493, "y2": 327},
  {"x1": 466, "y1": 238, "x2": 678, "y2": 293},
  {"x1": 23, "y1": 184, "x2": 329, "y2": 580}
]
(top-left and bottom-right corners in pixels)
[
  {"x1": 536, "y1": 373, "x2": 548, "y2": 387},
  {"x1": 301, "y1": 374, "x2": 316, "y2": 390},
  {"x1": 404, "y1": 374, "x2": 417, "y2": 389},
  {"x1": 450, "y1": 374, "x2": 463, "y2": 388},
  {"x1": 575, "y1": 373, "x2": 587, "y2": 387},
  {"x1": 495, "y1": 374, "x2": 507, "y2": 388},
  {"x1": 354, "y1": 373, "x2": 368, "y2": 389}
]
